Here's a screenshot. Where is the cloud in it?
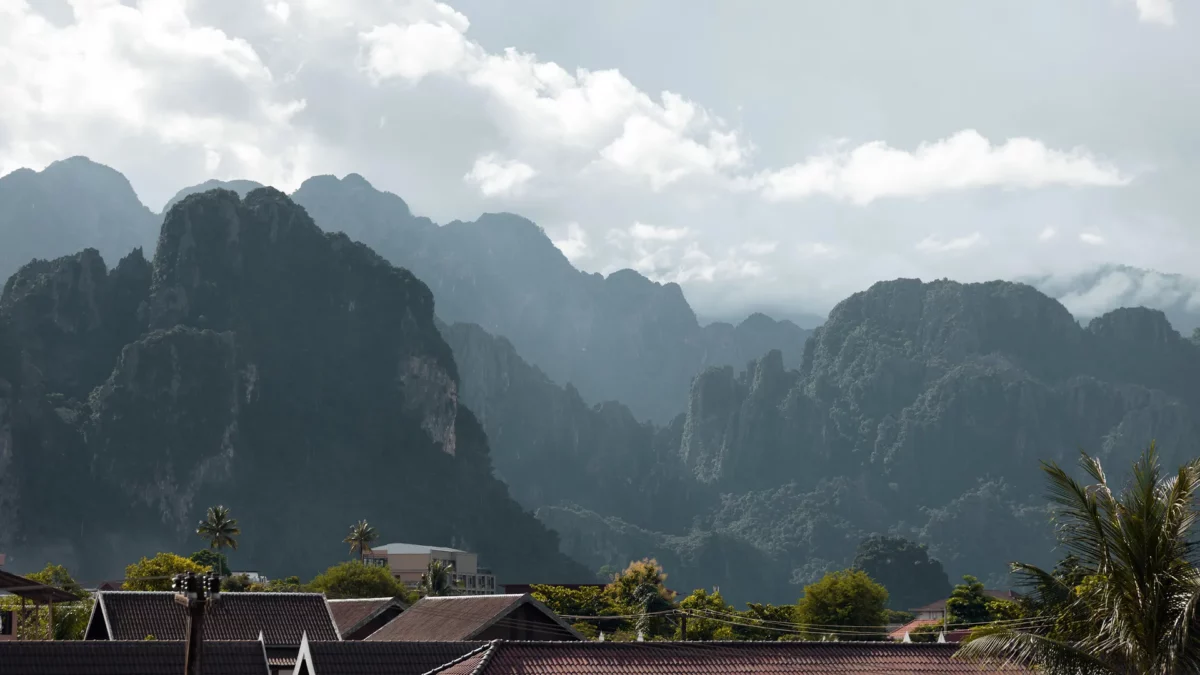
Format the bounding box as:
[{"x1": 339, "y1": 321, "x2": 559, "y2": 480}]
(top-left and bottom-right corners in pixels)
[
  {"x1": 464, "y1": 153, "x2": 535, "y2": 196},
  {"x1": 1079, "y1": 232, "x2": 1106, "y2": 245},
  {"x1": 627, "y1": 222, "x2": 690, "y2": 242},
  {"x1": 915, "y1": 232, "x2": 984, "y2": 253},
  {"x1": 1038, "y1": 227, "x2": 1057, "y2": 241},
  {"x1": 551, "y1": 222, "x2": 589, "y2": 262},
  {"x1": 739, "y1": 240, "x2": 778, "y2": 256},
  {"x1": 798, "y1": 242, "x2": 838, "y2": 259},
  {"x1": 1130, "y1": 0, "x2": 1175, "y2": 26},
  {"x1": 755, "y1": 130, "x2": 1128, "y2": 205}
]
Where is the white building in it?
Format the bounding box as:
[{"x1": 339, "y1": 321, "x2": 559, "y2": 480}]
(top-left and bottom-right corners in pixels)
[{"x1": 364, "y1": 543, "x2": 497, "y2": 595}]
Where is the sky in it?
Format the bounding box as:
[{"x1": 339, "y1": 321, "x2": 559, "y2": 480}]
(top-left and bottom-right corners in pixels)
[{"x1": 1, "y1": 0, "x2": 1197, "y2": 323}]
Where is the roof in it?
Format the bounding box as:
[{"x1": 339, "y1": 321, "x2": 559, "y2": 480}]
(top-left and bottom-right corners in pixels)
[
  {"x1": 0, "y1": 568, "x2": 80, "y2": 603},
  {"x1": 372, "y1": 543, "x2": 468, "y2": 555},
  {"x1": 294, "y1": 635, "x2": 485, "y2": 675},
  {"x1": 327, "y1": 598, "x2": 407, "y2": 639},
  {"x1": 888, "y1": 618, "x2": 943, "y2": 641},
  {"x1": 86, "y1": 592, "x2": 340, "y2": 645},
  {"x1": 366, "y1": 594, "x2": 581, "y2": 642},
  {"x1": 910, "y1": 590, "x2": 1018, "y2": 613},
  {"x1": 0, "y1": 639, "x2": 270, "y2": 675},
  {"x1": 426, "y1": 641, "x2": 1031, "y2": 674}
]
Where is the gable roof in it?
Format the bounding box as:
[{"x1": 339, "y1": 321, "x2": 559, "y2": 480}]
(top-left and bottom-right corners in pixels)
[
  {"x1": 426, "y1": 641, "x2": 1031, "y2": 674},
  {"x1": 366, "y1": 594, "x2": 580, "y2": 642},
  {"x1": 85, "y1": 592, "x2": 340, "y2": 645},
  {"x1": 0, "y1": 568, "x2": 80, "y2": 603},
  {"x1": 0, "y1": 639, "x2": 270, "y2": 675},
  {"x1": 327, "y1": 598, "x2": 407, "y2": 639},
  {"x1": 293, "y1": 634, "x2": 485, "y2": 675}
]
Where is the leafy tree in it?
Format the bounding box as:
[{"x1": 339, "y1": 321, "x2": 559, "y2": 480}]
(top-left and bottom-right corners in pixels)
[
  {"x1": 946, "y1": 575, "x2": 992, "y2": 625},
  {"x1": 123, "y1": 553, "x2": 209, "y2": 591},
  {"x1": 189, "y1": 550, "x2": 231, "y2": 576},
  {"x1": 531, "y1": 585, "x2": 610, "y2": 617},
  {"x1": 675, "y1": 588, "x2": 735, "y2": 640},
  {"x1": 248, "y1": 575, "x2": 304, "y2": 593},
  {"x1": 885, "y1": 609, "x2": 915, "y2": 624},
  {"x1": 732, "y1": 602, "x2": 799, "y2": 641},
  {"x1": 196, "y1": 505, "x2": 240, "y2": 552},
  {"x1": 419, "y1": 559, "x2": 461, "y2": 597},
  {"x1": 604, "y1": 559, "x2": 676, "y2": 638},
  {"x1": 852, "y1": 535, "x2": 951, "y2": 610},
  {"x1": 342, "y1": 520, "x2": 379, "y2": 562},
  {"x1": 308, "y1": 561, "x2": 407, "y2": 599},
  {"x1": 222, "y1": 574, "x2": 253, "y2": 592},
  {"x1": 795, "y1": 569, "x2": 888, "y2": 641},
  {"x1": 960, "y1": 444, "x2": 1200, "y2": 673}
]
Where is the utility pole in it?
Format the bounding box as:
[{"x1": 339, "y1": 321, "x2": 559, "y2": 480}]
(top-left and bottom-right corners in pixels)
[{"x1": 173, "y1": 571, "x2": 221, "y2": 675}]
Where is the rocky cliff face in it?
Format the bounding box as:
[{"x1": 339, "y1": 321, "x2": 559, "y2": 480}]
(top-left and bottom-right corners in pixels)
[
  {"x1": 0, "y1": 188, "x2": 589, "y2": 583},
  {"x1": 444, "y1": 278, "x2": 1200, "y2": 604}
]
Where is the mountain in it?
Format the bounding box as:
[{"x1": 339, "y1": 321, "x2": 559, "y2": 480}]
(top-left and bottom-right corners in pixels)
[
  {"x1": 1029, "y1": 264, "x2": 1200, "y2": 336},
  {"x1": 289, "y1": 173, "x2": 810, "y2": 423},
  {"x1": 0, "y1": 157, "x2": 159, "y2": 285},
  {"x1": 0, "y1": 188, "x2": 589, "y2": 584},
  {"x1": 440, "y1": 279, "x2": 1200, "y2": 604},
  {"x1": 162, "y1": 179, "x2": 265, "y2": 213}
]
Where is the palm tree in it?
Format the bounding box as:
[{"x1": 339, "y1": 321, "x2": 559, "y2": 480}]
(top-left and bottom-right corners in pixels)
[
  {"x1": 196, "y1": 505, "x2": 240, "y2": 552},
  {"x1": 419, "y1": 559, "x2": 462, "y2": 597},
  {"x1": 343, "y1": 520, "x2": 379, "y2": 562},
  {"x1": 959, "y1": 443, "x2": 1200, "y2": 674}
]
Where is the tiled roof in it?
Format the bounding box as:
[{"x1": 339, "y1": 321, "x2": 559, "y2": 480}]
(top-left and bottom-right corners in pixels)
[
  {"x1": 366, "y1": 594, "x2": 579, "y2": 642},
  {"x1": 0, "y1": 639, "x2": 270, "y2": 675},
  {"x1": 327, "y1": 598, "x2": 406, "y2": 639},
  {"x1": 297, "y1": 640, "x2": 485, "y2": 675},
  {"x1": 88, "y1": 592, "x2": 340, "y2": 645},
  {"x1": 888, "y1": 618, "x2": 942, "y2": 641},
  {"x1": 425, "y1": 641, "x2": 1031, "y2": 674}
]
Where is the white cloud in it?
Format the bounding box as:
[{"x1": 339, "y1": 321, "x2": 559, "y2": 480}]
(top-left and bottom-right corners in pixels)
[
  {"x1": 627, "y1": 222, "x2": 690, "y2": 242},
  {"x1": 1038, "y1": 227, "x2": 1057, "y2": 241},
  {"x1": 1131, "y1": 0, "x2": 1175, "y2": 26},
  {"x1": 358, "y1": 20, "x2": 474, "y2": 83},
  {"x1": 739, "y1": 240, "x2": 778, "y2": 256},
  {"x1": 798, "y1": 242, "x2": 838, "y2": 259},
  {"x1": 1079, "y1": 232, "x2": 1106, "y2": 245},
  {"x1": 915, "y1": 232, "x2": 984, "y2": 253},
  {"x1": 464, "y1": 153, "x2": 536, "y2": 197},
  {"x1": 551, "y1": 222, "x2": 589, "y2": 262},
  {"x1": 756, "y1": 130, "x2": 1128, "y2": 205}
]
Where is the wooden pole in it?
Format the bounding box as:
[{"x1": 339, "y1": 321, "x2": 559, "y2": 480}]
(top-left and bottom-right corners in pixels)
[
  {"x1": 183, "y1": 600, "x2": 206, "y2": 675},
  {"x1": 46, "y1": 600, "x2": 53, "y2": 641}
]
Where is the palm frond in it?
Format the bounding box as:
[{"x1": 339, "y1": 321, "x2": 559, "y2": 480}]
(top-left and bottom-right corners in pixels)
[{"x1": 957, "y1": 630, "x2": 1119, "y2": 674}]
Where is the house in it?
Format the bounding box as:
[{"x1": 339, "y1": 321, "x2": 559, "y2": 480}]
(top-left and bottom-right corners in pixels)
[
  {"x1": 0, "y1": 639, "x2": 272, "y2": 675},
  {"x1": 911, "y1": 590, "x2": 1019, "y2": 621},
  {"x1": 365, "y1": 594, "x2": 582, "y2": 642},
  {"x1": 327, "y1": 598, "x2": 406, "y2": 640},
  {"x1": 363, "y1": 543, "x2": 496, "y2": 595},
  {"x1": 0, "y1": 566, "x2": 80, "y2": 641},
  {"x1": 83, "y1": 591, "x2": 340, "y2": 674},
  {"x1": 291, "y1": 635, "x2": 485, "y2": 675},
  {"x1": 424, "y1": 640, "x2": 1032, "y2": 674}
]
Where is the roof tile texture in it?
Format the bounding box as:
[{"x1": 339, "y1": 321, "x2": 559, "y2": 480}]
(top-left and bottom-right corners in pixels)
[
  {"x1": 96, "y1": 592, "x2": 339, "y2": 645},
  {"x1": 327, "y1": 598, "x2": 402, "y2": 638},
  {"x1": 428, "y1": 641, "x2": 1030, "y2": 674},
  {"x1": 305, "y1": 640, "x2": 485, "y2": 675},
  {"x1": 367, "y1": 595, "x2": 524, "y2": 642},
  {"x1": 0, "y1": 639, "x2": 268, "y2": 675}
]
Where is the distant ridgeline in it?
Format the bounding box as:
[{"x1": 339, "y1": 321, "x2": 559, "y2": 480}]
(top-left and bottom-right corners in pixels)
[{"x1": 4, "y1": 158, "x2": 1200, "y2": 607}]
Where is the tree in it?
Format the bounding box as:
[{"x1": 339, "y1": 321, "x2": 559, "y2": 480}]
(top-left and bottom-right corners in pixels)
[
  {"x1": 123, "y1": 553, "x2": 209, "y2": 591},
  {"x1": 531, "y1": 584, "x2": 610, "y2": 618},
  {"x1": 308, "y1": 561, "x2": 407, "y2": 599},
  {"x1": 960, "y1": 444, "x2": 1200, "y2": 673},
  {"x1": 189, "y1": 550, "x2": 231, "y2": 576},
  {"x1": 343, "y1": 520, "x2": 379, "y2": 562},
  {"x1": 196, "y1": 505, "x2": 240, "y2": 552},
  {"x1": 676, "y1": 588, "x2": 734, "y2": 640},
  {"x1": 852, "y1": 535, "x2": 951, "y2": 611},
  {"x1": 795, "y1": 569, "x2": 888, "y2": 641},
  {"x1": 603, "y1": 559, "x2": 676, "y2": 638},
  {"x1": 419, "y1": 559, "x2": 461, "y2": 597},
  {"x1": 946, "y1": 575, "x2": 992, "y2": 625},
  {"x1": 249, "y1": 576, "x2": 304, "y2": 593},
  {"x1": 733, "y1": 603, "x2": 799, "y2": 641}
]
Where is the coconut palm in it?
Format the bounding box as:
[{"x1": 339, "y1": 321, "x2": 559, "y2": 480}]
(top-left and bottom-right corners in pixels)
[
  {"x1": 959, "y1": 443, "x2": 1200, "y2": 674},
  {"x1": 196, "y1": 505, "x2": 240, "y2": 552},
  {"x1": 419, "y1": 559, "x2": 462, "y2": 597},
  {"x1": 343, "y1": 520, "x2": 379, "y2": 562}
]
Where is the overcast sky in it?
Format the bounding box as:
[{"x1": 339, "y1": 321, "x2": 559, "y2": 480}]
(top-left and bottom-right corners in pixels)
[{"x1": 1, "y1": 0, "x2": 1196, "y2": 322}]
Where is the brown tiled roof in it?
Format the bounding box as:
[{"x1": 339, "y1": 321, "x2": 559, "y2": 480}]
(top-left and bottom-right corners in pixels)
[
  {"x1": 888, "y1": 618, "x2": 942, "y2": 641},
  {"x1": 327, "y1": 598, "x2": 406, "y2": 639},
  {"x1": 0, "y1": 639, "x2": 270, "y2": 675},
  {"x1": 366, "y1": 594, "x2": 579, "y2": 642},
  {"x1": 425, "y1": 641, "x2": 1031, "y2": 674},
  {"x1": 88, "y1": 592, "x2": 340, "y2": 645},
  {"x1": 296, "y1": 640, "x2": 485, "y2": 675}
]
